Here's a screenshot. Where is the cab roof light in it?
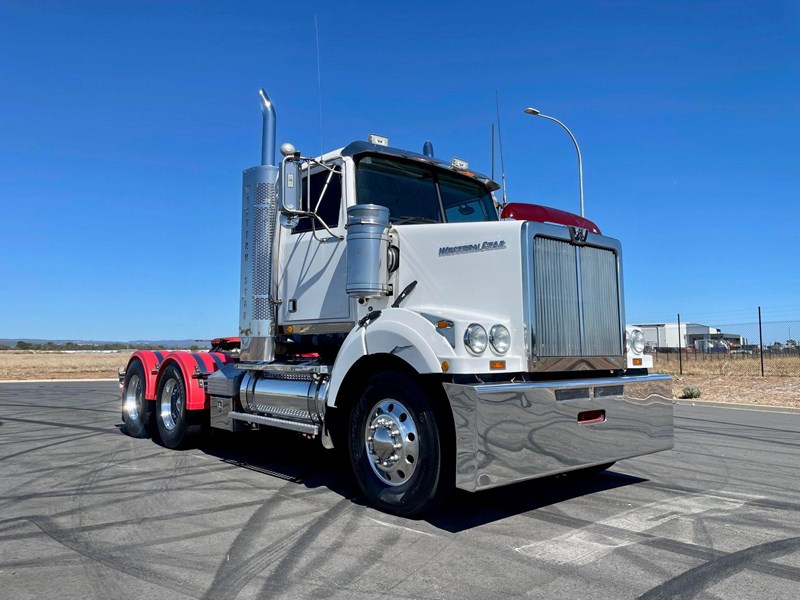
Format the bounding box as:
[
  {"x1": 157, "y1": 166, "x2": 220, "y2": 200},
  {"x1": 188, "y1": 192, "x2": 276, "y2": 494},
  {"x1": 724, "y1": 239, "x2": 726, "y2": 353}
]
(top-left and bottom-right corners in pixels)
[
  {"x1": 368, "y1": 133, "x2": 389, "y2": 147},
  {"x1": 451, "y1": 157, "x2": 469, "y2": 170}
]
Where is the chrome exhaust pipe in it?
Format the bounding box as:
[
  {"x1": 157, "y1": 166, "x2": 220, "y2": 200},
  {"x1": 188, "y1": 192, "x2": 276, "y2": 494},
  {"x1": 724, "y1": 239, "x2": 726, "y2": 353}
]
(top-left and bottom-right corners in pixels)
[
  {"x1": 259, "y1": 89, "x2": 276, "y2": 167},
  {"x1": 240, "y1": 89, "x2": 279, "y2": 362}
]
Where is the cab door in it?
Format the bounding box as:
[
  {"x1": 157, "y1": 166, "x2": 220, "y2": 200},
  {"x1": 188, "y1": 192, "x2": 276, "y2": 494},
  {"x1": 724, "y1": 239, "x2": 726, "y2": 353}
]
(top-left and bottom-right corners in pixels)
[{"x1": 278, "y1": 161, "x2": 352, "y2": 328}]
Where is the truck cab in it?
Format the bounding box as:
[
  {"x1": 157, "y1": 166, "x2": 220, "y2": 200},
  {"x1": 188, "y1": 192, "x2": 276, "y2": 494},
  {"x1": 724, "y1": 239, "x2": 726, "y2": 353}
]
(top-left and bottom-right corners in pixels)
[{"x1": 277, "y1": 142, "x2": 501, "y2": 330}]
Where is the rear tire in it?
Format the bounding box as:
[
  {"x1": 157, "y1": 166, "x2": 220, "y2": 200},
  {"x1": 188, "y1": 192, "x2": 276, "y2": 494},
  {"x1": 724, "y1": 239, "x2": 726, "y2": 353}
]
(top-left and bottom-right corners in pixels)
[
  {"x1": 155, "y1": 364, "x2": 201, "y2": 449},
  {"x1": 121, "y1": 360, "x2": 151, "y2": 438},
  {"x1": 348, "y1": 370, "x2": 444, "y2": 517}
]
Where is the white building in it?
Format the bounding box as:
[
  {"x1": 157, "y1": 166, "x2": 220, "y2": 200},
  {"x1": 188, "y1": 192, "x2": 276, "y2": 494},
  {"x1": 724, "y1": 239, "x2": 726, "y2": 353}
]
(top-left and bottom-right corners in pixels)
[{"x1": 630, "y1": 322, "x2": 745, "y2": 351}]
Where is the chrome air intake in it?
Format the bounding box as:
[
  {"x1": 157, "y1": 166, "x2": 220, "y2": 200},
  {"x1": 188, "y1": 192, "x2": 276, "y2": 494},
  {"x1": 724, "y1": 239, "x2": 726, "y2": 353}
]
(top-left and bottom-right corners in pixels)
[
  {"x1": 240, "y1": 89, "x2": 279, "y2": 362},
  {"x1": 346, "y1": 204, "x2": 390, "y2": 298}
]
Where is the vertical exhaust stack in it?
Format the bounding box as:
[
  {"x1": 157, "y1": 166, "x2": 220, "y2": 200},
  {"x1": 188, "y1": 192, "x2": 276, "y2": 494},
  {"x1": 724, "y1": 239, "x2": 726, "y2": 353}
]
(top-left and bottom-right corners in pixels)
[{"x1": 239, "y1": 89, "x2": 279, "y2": 362}]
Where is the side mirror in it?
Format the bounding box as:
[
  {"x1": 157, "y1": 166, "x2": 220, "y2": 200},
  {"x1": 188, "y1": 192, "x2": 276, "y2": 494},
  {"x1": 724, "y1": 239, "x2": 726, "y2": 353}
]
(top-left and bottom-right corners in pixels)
[
  {"x1": 281, "y1": 158, "x2": 301, "y2": 213},
  {"x1": 280, "y1": 157, "x2": 301, "y2": 228}
]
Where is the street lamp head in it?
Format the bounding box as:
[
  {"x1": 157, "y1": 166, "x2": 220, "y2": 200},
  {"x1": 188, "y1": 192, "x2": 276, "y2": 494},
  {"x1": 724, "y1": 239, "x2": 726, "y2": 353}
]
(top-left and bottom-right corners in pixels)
[{"x1": 522, "y1": 105, "x2": 585, "y2": 218}]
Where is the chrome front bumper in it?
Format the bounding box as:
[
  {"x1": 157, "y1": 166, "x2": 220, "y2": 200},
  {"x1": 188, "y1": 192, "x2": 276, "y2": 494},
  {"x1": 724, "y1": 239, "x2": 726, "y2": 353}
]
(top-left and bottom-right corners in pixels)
[{"x1": 444, "y1": 374, "x2": 673, "y2": 492}]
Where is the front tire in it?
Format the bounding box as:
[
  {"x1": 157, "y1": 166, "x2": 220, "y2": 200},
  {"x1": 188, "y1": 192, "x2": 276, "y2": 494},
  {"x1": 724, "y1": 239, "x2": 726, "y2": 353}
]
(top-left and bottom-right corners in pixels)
[
  {"x1": 122, "y1": 360, "x2": 151, "y2": 438},
  {"x1": 348, "y1": 370, "x2": 445, "y2": 517},
  {"x1": 155, "y1": 364, "x2": 201, "y2": 449}
]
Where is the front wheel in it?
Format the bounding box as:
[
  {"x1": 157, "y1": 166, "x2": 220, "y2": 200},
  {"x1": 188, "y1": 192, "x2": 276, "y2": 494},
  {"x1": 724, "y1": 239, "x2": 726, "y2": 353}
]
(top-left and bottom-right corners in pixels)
[
  {"x1": 348, "y1": 371, "x2": 446, "y2": 517},
  {"x1": 155, "y1": 364, "x2": 202, "y2": 449}
]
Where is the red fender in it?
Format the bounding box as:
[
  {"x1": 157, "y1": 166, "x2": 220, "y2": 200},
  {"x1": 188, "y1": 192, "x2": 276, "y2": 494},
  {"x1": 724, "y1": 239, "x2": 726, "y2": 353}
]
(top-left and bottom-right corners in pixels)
[
  {"x1": 156, "y1": 351, "x2": 233, "y2": 411},
  {"x1": 126, "y1": 350, "x2": 170, "y2": 401}
]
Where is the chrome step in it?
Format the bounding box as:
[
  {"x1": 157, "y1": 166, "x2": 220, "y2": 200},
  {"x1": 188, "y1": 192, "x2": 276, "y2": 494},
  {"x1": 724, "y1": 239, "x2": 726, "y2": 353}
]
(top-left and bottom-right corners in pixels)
[
  {"x1": 228, "y1": 411, "x2": 319, "y2": 435},
  {"x1": 235, "y1": 361, "x2": 330, "y2": 375}
]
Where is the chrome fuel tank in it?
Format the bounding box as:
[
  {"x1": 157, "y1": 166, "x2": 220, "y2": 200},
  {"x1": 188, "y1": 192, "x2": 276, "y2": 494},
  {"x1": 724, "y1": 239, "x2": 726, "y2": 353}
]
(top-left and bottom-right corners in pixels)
[{"x1": 239, "y1": 372, "x2": 328, "y2": 424}]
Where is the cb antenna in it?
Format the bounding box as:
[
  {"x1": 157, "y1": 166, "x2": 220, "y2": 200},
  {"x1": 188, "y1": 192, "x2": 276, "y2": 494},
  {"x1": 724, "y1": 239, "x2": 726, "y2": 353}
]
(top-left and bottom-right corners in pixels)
[
  {"x1": 491, "y1": 123, "x2": 495, "y2": 180},
  {"x1": 315, "y1": 14, "x2": 324, "y2": 156},
  {"x1": 495, "y1": 92, "x2": 508, "y2": 206}
]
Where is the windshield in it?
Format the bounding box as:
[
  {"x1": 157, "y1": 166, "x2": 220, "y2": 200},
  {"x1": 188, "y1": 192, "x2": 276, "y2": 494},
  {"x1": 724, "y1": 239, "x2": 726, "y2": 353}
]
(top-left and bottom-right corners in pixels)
[{"x1": 355, "y1": 155, "x2": 498, "y2": 224}]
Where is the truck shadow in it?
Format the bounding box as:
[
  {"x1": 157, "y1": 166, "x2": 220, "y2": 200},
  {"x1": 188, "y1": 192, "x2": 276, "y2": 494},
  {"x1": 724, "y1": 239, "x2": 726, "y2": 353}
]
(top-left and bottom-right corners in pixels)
[
  {"x1": 197, "y1": 428, "x2": 647, "y2": 532},
  {"x1": 425, "y1": 470, "x2": 647, "y2": 532}
]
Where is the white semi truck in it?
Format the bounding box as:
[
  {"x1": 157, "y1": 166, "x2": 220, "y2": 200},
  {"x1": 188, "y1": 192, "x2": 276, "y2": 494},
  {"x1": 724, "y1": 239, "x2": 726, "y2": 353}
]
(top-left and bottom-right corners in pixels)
[{"x1": 121, "y1": 89, "x2": 673, "y2": 516}]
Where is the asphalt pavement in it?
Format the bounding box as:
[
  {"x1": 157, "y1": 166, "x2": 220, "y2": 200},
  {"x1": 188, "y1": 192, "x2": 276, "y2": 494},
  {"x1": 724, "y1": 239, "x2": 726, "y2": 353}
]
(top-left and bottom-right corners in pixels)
[{"x1": 1, "y1": 381, "x2": 799, "y2": 599}]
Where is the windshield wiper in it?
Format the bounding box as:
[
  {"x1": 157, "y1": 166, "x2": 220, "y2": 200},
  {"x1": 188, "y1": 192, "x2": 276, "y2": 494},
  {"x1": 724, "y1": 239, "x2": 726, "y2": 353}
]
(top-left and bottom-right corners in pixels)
[{"x1": 391, "y1": 216, "x2": 440, "y2": 225}]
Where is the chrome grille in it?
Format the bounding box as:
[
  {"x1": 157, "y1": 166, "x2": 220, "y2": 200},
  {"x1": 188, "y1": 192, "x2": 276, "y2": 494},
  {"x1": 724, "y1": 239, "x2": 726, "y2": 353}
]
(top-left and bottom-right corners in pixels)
[
  {"x1": 581, "y1": 244, "x2": 622, "y2": 355},
  {"x1": 532, "y1": 236, "x2": 621, "y2": 358},
  {"x1": 533, "y1": 237, "x2": 580, "y2": 356}
]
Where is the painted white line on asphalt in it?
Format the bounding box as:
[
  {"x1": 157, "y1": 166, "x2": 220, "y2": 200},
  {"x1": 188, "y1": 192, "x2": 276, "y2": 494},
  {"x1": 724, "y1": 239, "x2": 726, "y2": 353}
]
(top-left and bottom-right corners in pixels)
[
  {"x1": 515, "y1": 492, "x2": 751, "y2": 565},
  {"x1": 367, "y1": 517, "x2": 437, "y2": 537},
  {"x1": 676, "y1": 400, "x2": 800, "y2": 414}
]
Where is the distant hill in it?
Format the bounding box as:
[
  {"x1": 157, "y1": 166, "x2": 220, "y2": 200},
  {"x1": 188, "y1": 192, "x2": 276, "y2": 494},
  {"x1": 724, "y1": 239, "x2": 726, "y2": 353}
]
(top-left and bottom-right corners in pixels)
[{"x1": 0, "y1": 338, "x2": 212, "y2": 349}]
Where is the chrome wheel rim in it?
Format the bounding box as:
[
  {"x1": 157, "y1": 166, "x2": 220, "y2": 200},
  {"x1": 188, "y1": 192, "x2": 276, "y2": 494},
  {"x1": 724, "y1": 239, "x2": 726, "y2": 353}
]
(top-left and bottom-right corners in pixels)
[
  {"x1": 364, "y1": 399, "x2": 419, "y2": 487},
  {"x1": 123, "y1": 373, "x2": 143, "y2": 421},
  {"x1": 159, "y1": 378, "x2": 181, "y2": 431}
]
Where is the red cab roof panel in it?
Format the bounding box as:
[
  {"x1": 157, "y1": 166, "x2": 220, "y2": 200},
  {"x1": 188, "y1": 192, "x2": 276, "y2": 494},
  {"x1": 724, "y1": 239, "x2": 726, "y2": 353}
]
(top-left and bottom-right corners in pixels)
[{"x1": 500, "y1": 202, "x2": 601, "y2": 234}]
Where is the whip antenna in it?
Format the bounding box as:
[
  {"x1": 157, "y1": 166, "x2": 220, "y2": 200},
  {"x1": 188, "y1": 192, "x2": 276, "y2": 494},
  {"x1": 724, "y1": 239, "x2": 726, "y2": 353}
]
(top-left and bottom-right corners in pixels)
[
  {"x1": 491, "y1": 123, "x2": 495, "y2": 181},
  {"x1": 495, "y1": 92, "x2": 508, "y2": 205},
  {"x1": 315, "y1": 14, "x2": 323, "y2": 156}
]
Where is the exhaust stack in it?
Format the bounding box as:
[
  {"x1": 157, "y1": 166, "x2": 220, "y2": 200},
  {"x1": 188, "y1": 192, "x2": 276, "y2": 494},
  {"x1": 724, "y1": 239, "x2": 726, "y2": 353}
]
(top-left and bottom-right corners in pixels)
[
  {"x1": 259, "y1": 89, "x2": 276, "y2": 166},
  {"x1": 240, "y1": 89, "x2": 279, "y2": 362}
]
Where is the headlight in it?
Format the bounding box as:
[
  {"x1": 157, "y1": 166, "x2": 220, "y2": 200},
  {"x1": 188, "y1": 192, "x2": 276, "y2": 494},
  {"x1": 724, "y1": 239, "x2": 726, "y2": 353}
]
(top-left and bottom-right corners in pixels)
[
  {"x1": 630, "y1": 329, "x2": 645, "y2": 353},
  {"x1": 489, "y1": 325, "x2": 511, "y2": 354},
  {"x1": 464, "y1": 323, "x2": 488, "y2": 355}
]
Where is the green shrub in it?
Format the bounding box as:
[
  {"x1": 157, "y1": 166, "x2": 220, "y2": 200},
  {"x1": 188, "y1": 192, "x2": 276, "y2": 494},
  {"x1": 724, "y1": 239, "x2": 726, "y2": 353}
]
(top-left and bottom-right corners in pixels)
[{"x1": 681, "y1": 386, "x2": 702, "y2": 399}]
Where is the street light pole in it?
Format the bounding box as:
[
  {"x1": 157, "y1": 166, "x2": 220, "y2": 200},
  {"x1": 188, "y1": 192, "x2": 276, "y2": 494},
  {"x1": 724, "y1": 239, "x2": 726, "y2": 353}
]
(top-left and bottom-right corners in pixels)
[{"x1": 524, "y1": 107, "x2": 585, "y2": 218}]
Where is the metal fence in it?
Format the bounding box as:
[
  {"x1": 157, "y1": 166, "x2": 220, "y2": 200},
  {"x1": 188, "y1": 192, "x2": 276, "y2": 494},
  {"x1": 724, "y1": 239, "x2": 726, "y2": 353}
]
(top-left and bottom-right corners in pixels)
[{"x1": 638, "y1": 308, "x2": 800, "y2": 377}]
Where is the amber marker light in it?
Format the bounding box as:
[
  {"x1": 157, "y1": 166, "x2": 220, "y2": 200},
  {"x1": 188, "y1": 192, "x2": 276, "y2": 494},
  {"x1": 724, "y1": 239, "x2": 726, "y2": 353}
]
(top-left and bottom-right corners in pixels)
[
  {"x1": 436, "y1": 320, "x2": 453, "y2": 329},
  {"x1": 633, "y1": 358, "x2": 642, "y2": 366},
  {"x1": 441, "y1": 361, "x2": 450, "y2": 372},
  {"x1": 490, "y1": 360, "x2": 506, "y2": 370}
]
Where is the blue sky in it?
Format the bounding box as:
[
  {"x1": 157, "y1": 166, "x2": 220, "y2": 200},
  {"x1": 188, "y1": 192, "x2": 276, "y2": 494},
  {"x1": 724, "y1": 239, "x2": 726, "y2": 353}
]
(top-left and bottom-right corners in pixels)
[{"x1": 1, "y1": 0, "x2": 798, "y2": 340}]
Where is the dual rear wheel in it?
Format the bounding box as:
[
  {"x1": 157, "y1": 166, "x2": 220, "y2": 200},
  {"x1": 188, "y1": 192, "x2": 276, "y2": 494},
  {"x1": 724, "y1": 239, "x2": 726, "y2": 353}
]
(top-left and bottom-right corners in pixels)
[{"x1": 121, "y1": 361, "x2": 201, "y2": 449}]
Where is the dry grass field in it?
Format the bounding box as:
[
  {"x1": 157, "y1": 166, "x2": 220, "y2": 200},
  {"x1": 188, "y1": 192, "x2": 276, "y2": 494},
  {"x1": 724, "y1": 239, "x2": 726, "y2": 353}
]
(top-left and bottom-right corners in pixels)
[
  {"x1": 1, "y1": 350, "x2": 798, "y2": 408},
  {"x1": 653, "y1": 353, "x2": 800, "y2": 377},
  {"x1": 667, "y1": 375, "x2": 800, "y2": 408},
  {"x1": 0, "y1": 351, "x2": 132, "y2": 381},
  {"x1": 652, "y1": 354, "x2": 800, "y2": 408}
]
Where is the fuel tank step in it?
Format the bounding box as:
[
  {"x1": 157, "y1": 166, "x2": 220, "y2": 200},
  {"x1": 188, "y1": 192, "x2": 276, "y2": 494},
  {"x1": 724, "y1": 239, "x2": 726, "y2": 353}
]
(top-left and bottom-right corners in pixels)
[{"x1": 228, "y1": 411, "x2": 319, "y2": 435}]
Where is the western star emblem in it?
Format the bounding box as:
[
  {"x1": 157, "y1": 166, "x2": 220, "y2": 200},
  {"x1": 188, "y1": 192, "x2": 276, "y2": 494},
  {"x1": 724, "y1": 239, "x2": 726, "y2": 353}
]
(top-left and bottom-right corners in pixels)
[
  {"x1": 438, "y1": 240, "x2": 507, "y2": 256},
  {"x1": 569, "y1": 227, "x2": 589, "y2": 244}
]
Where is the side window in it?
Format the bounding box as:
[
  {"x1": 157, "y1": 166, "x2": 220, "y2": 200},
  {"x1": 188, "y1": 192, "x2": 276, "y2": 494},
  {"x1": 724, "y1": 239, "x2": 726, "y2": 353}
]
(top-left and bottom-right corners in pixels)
[{"x1": 293, "y1": 168, "x2": 342, "y2": 234}]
